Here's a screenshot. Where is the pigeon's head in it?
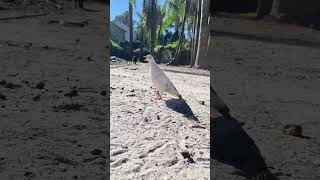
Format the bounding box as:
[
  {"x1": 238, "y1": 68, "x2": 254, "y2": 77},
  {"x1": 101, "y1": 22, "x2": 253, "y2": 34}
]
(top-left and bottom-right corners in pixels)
[{"x1": 143, "y1": 54, "x2": 155, "y2": 62}]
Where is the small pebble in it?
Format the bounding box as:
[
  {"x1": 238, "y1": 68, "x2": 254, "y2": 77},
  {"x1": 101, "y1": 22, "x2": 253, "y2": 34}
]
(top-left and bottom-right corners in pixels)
[
  {"x1": 90, "y1": 149, "x2": 102, "y2": 156},
  {"x1": 35, "y1": 82, "x2": 45, "y2": 89},
  {"x1": 100, "y1": 90, "x2": 107, "y2": 96}
]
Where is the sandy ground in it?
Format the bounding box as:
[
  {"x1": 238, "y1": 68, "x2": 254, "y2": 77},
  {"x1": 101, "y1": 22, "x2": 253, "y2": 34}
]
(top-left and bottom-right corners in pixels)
[
  {"x1": 209, "y1": 17, "x2": 320, "y2": 180},
  {"x1": 110, "y1": 62, "x2": 210, "y2": 179},
  {"x1": 0, "y1": 1, "x2": 109, "y2": 179},
  {"x1": 1, "y1": 1, "x2": 320, "y2": 179}
]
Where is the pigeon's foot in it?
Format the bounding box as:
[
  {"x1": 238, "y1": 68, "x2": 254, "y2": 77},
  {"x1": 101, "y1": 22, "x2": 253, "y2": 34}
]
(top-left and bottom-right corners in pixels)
[{"x1": 156, "y1": 91, "x2": 163, "y2": 100}]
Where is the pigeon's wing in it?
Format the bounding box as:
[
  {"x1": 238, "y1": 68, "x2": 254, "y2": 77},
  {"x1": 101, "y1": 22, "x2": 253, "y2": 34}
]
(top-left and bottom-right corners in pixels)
[
  {"x1": 150, "y1": 62, "x2": 181, "y2": 97},
  {"x1": 160, "y1": 76, "x2": 181, "y2": 97}
]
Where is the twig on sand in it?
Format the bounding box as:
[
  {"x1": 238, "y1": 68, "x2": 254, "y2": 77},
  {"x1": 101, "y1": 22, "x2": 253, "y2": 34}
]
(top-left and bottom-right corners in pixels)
[{"x1": 0, "y1": 12, "x2": 49, "y2": 21}]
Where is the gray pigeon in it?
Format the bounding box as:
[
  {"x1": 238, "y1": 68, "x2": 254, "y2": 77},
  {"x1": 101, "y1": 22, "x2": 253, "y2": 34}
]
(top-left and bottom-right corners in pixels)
[{"x1": 144, "y1": 54, "x2": 182, "y2": 99}]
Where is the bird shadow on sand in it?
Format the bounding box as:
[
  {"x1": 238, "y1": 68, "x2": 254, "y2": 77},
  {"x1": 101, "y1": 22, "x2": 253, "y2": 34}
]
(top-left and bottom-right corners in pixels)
[
  {"x1": 165, "y1": 98, "x2": 199, "y2": 121},
  {"x1": 211, "y1": 116, "x2": 280, "y2": 180}
]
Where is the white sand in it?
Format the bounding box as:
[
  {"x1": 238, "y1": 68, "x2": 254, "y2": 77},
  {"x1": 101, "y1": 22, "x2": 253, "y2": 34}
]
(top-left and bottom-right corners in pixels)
[{"x1": 110, "y1": 63, "x2": 210, "y2": 179}]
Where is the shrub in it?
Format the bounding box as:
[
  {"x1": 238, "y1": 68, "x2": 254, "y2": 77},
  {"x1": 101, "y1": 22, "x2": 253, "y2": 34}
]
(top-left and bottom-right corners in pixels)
[
  {"x1": 111, "y1": 39, "x2": 132, "y2": 60},
  {"x1": 153, "y1": 41, "x2": 179, "y2": 63}
]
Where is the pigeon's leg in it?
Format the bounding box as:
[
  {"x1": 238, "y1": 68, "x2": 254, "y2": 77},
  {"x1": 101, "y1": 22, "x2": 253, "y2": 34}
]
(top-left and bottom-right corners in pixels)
[{"x1": 156, "y1": 91, "x2": 162, "y2": 100}]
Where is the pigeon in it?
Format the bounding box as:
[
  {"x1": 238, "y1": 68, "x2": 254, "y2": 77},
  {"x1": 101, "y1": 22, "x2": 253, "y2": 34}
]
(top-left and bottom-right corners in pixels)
[
  {"x1": 210, "y1": 85, "x2": 231, "y2": 119},
  {"x1": 132, "y1": 56, "x2": 138, "y2": 64},
  {"x1": 144, "y1": 54, "x2": 182, "y2": 100}
]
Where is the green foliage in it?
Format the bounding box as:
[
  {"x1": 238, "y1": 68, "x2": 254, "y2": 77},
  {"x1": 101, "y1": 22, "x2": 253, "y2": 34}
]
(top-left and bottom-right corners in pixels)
[
  {"x1": 111, "y1": 39, "x2": 121, "y2": 48},
  {"x1": 111, "y1": 40, "x2": 147, "y2": 60},
  {"x1": 129, "y1": 0, "x2": 136, "y2": 7},
  {"x1": 183, "y1": 41, "x2": 190, "y2": 51},
  {"x1": 154, "y1": 41, "x2": 178, "y2": 51},
  {"x1": 160, "y1": 0, "x2": 185, "y2": 34},
  {"x1": 137, "y1": 0, "x2": 192, "y2": 65},
  {"x1": 110, "y1": 39, "x2": 128, "y2": 59},
  {"x1": 140, "y1": 0, "x2": 159, "y2": 52},
  {"x1": 165, "y1": 41, "x2": 179, "y2": 49},
  {"x1": 153, "y1": 41, "x2": 180, "y2": 63},
  {"x1": 157, "y1": 49, "x2": 173, "y2": 64}
]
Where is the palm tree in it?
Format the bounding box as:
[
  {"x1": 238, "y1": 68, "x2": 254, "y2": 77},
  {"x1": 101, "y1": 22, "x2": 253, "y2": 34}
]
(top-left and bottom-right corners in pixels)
[
  {"x1": 190, "y1": 0, "x2": 201, "y2": 67},
  {"x1": 141, "y1": 0, "x2": 157, "y2": 53},
  {"x1": 161, "y1": 0, "x2": 187, "y2": 64},
  {"x1": 256, "y1": 0, "x2": 272, "y2": 19},
  {"x1": 160, "y1": 0, "x2": 183, "y2": 32},
  {"x1": 150, "y1": 0, "x2": 157, "y2": 53},
  {"x1": 173, "y1": 0, "x2": 189, "y2": 61},
  {"x1": 194, "y1": 0, "x2": 210, "y2": 68},
  {"x1": 157, "y1": 2, "x2": 167, "y2": 44},
  {"x1": 129, "y1": 0, "x2": 136, "y2": 59},
  {"x1": 270, "y1": 0, "x2": 281, "y2": 18},
  {"x1": 137, "y1": 12, "x2": 146, "y2": 60},
  {"x1": 256, "y1": 0, "x2": 284, "y2": 20},
  {"x1": 140, "y1": 0, "x2": 194, "y2": 64}
]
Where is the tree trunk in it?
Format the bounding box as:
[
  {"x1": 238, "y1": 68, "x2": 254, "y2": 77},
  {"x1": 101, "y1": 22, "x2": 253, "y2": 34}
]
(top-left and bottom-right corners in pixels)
[
  {"x1": 195, "y1": 0, "x2": 210, "y2": 68},
  {"x1": 150, "y1": 0, "x2": 156, "y2": 53},
  {"x1": 140, "y1": 26, "x2": 144, "y2": 60},
  {"x1": 129, "y1": 1, "x2": 133, "y2": 58},
  {"x1": 256, "y1": 0, "x2": 273, "y2": 19},
  {"x1": 190, "y1": 0, "x2": 200, "y2": 67},
  {"x1": 270, "y1": 0, "x2": 281, "y2": 18},
  {"x1": 157, "y1": 10, "x2": 163, "y2": 44},
  {"x1": 157, "y1": 21, "x2": 162, "y2": 44},
  {"x1": 190, "y1": 15, "x2": 196, "y2": 66},
  {"x1": 172, "y1": 0, "x2": 189, "y2": 63},
  {"x1": 191, "y1": 0, "x2": 201, "y2": 67}
]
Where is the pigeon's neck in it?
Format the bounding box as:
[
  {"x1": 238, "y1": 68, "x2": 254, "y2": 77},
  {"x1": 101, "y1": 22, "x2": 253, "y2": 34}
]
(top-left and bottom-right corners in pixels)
[{"x1": 149, "y1": 58, "x2": 157, "y2": 65}]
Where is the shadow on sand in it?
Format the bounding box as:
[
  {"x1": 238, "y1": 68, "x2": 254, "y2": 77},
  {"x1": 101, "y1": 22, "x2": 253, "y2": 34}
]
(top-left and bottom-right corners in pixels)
[
  {"x1": 165, "y1": 98, "x2": 198, "y2": 121},
  {"x1": 211, "y1": 116, "x2": 280, "y2": 180}
]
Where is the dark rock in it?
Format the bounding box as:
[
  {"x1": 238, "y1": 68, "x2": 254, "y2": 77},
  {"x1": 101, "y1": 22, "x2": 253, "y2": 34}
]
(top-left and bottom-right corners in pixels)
[
  {"x1": 87, "y1": 56, "x2": 94, "y2": 61},
  {"x1": 181, "y1": 151, "x2": 195, "y2": 163},
  {"x1": 283, "y1": 124, "x2": 302, "y2": 137},
  {"x1": 35, "y1": 82, "x2": 45, "y2": 89},
  {"x1": 53, "y1": 103, "x2": 83, "y2": 111},
  {"x1": 0, "y1": 93, "x2": 6, "y2": 101},
  {"x1": 72, "y1": 125, "x2": 87, "y2": 130},
  {"x1": 100, "y1": 90, "x2": 107, "y2": 96},
  {"x1": 0, "y1": 80, "x2": 6, "y2": 85},
  {"x1": 90, "y1": 149, "x2": 102, "y2": 156},
  {"x1": 24, "y1": 171, "x2": 34, "y2": 177},
  {"x1": 32, "y1": 95, "x2": 41, "y2": 101},
  {"x1": 64, "y1": 89, "x2": 78, "y2": 97}
]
